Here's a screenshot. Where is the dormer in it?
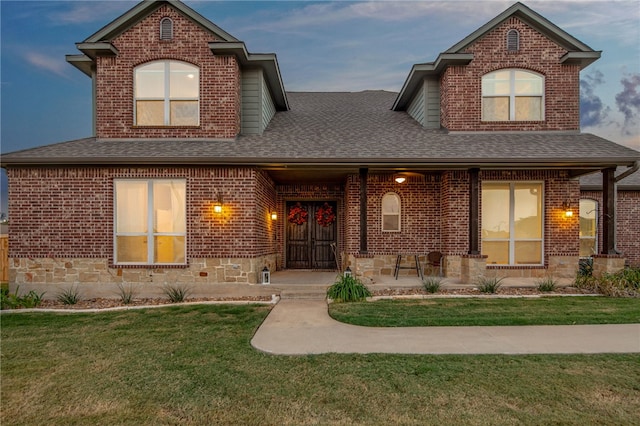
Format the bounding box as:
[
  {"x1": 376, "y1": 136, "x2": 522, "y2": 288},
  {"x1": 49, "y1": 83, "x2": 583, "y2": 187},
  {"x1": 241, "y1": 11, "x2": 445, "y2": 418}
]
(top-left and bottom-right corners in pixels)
[
  {"x1": 393, "y1": 2, "x2": 601, "y2": 132},
  {"x1": 66, "y1": 0, "x2": 288, "y2": 139}
]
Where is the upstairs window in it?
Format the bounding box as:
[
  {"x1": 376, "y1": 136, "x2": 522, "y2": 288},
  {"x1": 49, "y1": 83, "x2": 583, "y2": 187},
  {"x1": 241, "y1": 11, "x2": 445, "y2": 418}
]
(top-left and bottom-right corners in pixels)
[
  {"x1": 160, "y1": 18, "x2": 173, "y2": 40},
  {"x1": 134, "y1": 60, "x2": 199, "y2": 126},
  {"x1": 506, "y1": 29, "x2": 520, "y2": 51},
  {"x1": 382, "y1": 192, "x2": 401, "y2": 232},
  {"x1": 482, "y1": 69, "x2": 544, "y2": 121}
]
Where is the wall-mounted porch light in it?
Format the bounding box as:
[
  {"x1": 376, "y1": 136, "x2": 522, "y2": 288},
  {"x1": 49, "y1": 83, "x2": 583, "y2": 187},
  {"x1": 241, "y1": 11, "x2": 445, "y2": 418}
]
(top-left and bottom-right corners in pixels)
[
  {"x1": 394, "y1": 175, "x2": 406, "y2": 184},
  {"x1": 562, "y1": 201, "x2": 573, "y2": 218},
  {"x1": 270, "y1": 211, "x2": 278, "y2": 221},
  {"x1": 213, "y1": 193, "x2": 223, "y2": 214}
]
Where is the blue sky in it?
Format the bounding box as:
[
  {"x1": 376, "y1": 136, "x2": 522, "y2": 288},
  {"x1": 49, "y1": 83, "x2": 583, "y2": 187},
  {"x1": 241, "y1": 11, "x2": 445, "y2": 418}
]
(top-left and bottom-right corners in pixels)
[{"x1": 1, "y1": 0, "x2": 640, "y2": 216}]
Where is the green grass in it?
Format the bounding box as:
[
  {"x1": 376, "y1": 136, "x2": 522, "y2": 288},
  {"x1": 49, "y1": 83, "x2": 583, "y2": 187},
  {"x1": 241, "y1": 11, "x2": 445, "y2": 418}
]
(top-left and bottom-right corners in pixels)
[
  {"x1": 1, "y1": 304, "x2": 639, "y2": 425},
  {"x1": 329, "y1": 297, "x2": 640, "y2": 327}
]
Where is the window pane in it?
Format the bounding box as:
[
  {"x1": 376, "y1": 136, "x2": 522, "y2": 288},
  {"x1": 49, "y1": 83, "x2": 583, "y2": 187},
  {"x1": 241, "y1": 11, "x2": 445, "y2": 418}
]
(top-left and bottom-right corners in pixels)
[
  {"x1": 580, "y1": 238, "x2": 596, "y2": 257},
  {"x1": 514, "y1": 183, "x2": 542, "y2": 238},
  {"x1": 482, "y1": 71, "x2": 510, "y2": 95},
  {"x1": 116, "y1": 181, "x2": 148, "y2": 233},
  {"x1": 383, "y1": 215, "x2": 399, "y2": 231},
  {"x1": 482, "y1": 184, "x2": 510, "y2": 238},
  {"x1": 515, "y1": 241, "x2": 542, "y2": 264},
  {"x1": 514, "y1": 71, "x2": 542, "y2": 94},
  {"x1": 382, "y1": 194, "x2": 399, "y2": 214},
  {"x1": 482, "y1": 97, "x2": 509, "y2": 121},
  {"x1": 579, "y1": 200, "x2": 597, "y2": 237},
  {"x1": 136, "y1": 100, "x2": 164, "y2": 125},
  {"x1": 135, "y1": 63, "x2": 165, "y2": 98},
  {"x1": 170, "y1": 63, "x2": 198, "y2": 98},
  {"x1": 515, "y1": 97, "x2": 542, "y2": 120},
  {"x1": 116, "y1": 236, "x2": 148, "y2": 263},
  {"x1": 153, "y1": 181, "x2": 186, "y2": 233},
  {"x1": 170, "y1": 101, "x2": 198, "y2": 126},
  {"x1": 154, "y1": 236, "x2": 185, "y2": 264},
  {"x1": 483, "y1": 241, "x2": 509, "y2": 264}
]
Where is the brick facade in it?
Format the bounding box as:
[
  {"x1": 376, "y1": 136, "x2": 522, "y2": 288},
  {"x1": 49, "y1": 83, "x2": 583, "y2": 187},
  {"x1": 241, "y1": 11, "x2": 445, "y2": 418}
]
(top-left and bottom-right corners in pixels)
[
  {"x1": 441, "y1": 16, "x2": 580, "y2": 131},
  {"x1": 96, "y1": 4, "x2": 241, "y2": 139},
  {"x1": 581, "y1": 189, "x2": 640, "y2": 267}
]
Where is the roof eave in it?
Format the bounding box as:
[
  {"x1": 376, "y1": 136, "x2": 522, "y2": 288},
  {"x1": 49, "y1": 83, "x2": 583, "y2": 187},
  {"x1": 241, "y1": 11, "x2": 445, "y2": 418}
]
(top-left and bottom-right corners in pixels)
[
  {"x1": 392, "y1": 53, "x2": 473, "y2": 111},
  {"x1": 76, "y1": 42, "x2": 119, "y2": 60},
  {"x1": 209, "y1": 42, "x2": 289, "y2": 111},
  {"x1": 65, "y1": 54, "x2": 94, "y2": 77},
  {"x1": 560, "y1": 51, "x2": 602, "y2": 69}
]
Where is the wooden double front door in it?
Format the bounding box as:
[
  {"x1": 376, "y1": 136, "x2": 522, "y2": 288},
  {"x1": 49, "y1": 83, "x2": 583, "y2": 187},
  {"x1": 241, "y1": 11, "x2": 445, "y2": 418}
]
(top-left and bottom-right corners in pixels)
[{"x1": 286, "y1": 201, "x2": 337, "y2": 270}]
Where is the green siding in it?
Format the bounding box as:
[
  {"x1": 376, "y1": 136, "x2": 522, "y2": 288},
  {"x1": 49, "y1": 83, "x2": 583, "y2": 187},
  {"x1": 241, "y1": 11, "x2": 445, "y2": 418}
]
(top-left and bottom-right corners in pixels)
[{"x1": 407, "y1": 78, "x2": 440, "y2": 129}]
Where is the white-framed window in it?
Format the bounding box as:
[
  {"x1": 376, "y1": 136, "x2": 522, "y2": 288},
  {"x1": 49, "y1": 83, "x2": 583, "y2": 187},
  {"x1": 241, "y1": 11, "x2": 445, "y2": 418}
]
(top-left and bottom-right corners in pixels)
[
  {"x1": 482, "y1": 69, "x2": 544, "y2": 121},
  {"x1": 506, "y1": 29, "x2": 520, "y2": 51},
  {"x1": 160, "y1": 17, "x2": 173, "y2": 40},
  {"x1": 481, "y1": 182, "x2": 543, "y2": 265},
  {"x1": 114, "y1": 179, "x2": 186, "y2": 265},
  {"x1": 579, "y1": 199, "x2": 598, "y2": 257},
  {"x1": 134, "y1": 60, "x2": 199, "y2": 126},
  {"x1": 382, "y1": 192, "x2": 401, "y2": 232}
]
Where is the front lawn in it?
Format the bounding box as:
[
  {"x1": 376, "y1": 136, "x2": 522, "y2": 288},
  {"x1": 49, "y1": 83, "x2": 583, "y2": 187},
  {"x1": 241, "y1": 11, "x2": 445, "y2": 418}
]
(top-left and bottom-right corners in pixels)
[
  {"x1": 2, "y1": 304, "x2": 639, "y2": 425},
  {"x1": 329, "y1": 296, "x2": 640, "y2": 327}
]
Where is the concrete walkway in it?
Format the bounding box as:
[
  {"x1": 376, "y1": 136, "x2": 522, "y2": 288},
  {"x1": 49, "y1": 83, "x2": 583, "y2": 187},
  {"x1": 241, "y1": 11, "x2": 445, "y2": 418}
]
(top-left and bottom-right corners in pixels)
[{"x1": 251, "y1": 299, "x2": 640, "y2": 355}]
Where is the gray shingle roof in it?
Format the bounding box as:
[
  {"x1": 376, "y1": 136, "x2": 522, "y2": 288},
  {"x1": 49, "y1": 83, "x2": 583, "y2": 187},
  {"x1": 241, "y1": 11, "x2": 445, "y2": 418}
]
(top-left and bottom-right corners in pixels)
[
  {"x1": 2, "y1": 91, "x2": 639, "y2": 169},
  {"x1": 580, "y1": 167, "x2": 640, "y2": 190}
]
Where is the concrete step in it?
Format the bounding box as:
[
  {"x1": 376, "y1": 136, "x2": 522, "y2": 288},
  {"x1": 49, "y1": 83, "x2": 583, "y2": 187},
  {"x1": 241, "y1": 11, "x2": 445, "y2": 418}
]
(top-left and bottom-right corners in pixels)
[{"x1": 279, "y1": 288, "x2": 328, "y2": 300}]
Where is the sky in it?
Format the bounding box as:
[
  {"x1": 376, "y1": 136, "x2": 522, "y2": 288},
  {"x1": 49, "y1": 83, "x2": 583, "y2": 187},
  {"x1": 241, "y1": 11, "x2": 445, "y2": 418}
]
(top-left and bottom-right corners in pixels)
[{"x1": 1, "y1": 0, "x2": 640, "y2": 216}]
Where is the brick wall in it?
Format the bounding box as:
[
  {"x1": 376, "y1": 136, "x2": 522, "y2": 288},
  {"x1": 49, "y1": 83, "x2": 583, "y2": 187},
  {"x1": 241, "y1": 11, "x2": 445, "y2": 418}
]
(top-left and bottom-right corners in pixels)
[
  {"x1": 581, "y1": 189, "x2": 640, "y2": 267},
  {"x1": 441, "y1": 16, "x2": 580, "y2": 131},
  {"x1": 95, "y1": 4, "x2": 241, "y2": 139},
  {"x1": 441, "y1": 171, "x2": 469, "y2": 255},
  {"x1": 6, "y1": 166, "x2": 274, "y2": 261}
]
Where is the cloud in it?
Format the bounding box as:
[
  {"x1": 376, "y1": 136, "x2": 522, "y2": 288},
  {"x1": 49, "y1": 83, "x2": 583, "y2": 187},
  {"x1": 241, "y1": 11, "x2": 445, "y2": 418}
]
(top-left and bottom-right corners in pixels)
[
  {"x1": 615, "y1": 73, "x2": 640, "y2": 136},
  {"x1": 23, "y1": 51, "x2": 71, "y2": 79},
  {"x1": 48, "y1": 1, "x2": 136, "y2": 25},
  {"x1": 580, "y1": 70, "x2": 611, "y2": 128}
]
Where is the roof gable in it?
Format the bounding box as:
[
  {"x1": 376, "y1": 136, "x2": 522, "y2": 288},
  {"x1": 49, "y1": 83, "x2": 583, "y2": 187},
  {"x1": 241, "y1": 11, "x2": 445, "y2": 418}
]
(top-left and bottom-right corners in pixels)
[{"x1": 85, "y1": 0, "x2": 238, "y2": 43}]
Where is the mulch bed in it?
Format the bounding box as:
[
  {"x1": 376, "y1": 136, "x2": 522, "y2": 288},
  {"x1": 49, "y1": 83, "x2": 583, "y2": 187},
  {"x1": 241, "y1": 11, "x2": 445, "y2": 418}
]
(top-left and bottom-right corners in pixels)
[{"x1": 372, "y1": 286, "x2": 598, "y2": 297}]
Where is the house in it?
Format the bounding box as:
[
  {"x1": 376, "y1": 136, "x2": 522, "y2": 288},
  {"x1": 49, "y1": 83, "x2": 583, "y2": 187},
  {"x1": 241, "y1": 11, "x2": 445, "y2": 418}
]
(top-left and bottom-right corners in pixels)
[{"x1": 2, "y1": 0, "x2": 638, "y2": 298}]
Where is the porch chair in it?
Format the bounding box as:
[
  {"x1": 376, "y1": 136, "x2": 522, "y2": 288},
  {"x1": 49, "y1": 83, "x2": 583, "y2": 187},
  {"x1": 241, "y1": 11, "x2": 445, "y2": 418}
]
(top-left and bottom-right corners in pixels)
[{"x1": 426, "y1": 251, "x2": 443, "y2": 277}]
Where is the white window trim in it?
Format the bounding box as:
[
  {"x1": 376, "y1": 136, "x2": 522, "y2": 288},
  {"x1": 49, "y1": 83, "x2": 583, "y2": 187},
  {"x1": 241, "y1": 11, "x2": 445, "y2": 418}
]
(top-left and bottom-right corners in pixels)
[
  {"x1": 133, "y1": 60, "x2": 200, "y2": 126},
  {"x1": 482, "y1": 69, "x2": 544, "y2": 121},
  {"x1": 482, "y1": 181, "x2": 544, "y2": 266},
  {"x1": 114, "y1": 179, "x2": 187, "y2": 266},
  {"x1": 381, "y1": 192, "x2": 401, "y2": 232}
]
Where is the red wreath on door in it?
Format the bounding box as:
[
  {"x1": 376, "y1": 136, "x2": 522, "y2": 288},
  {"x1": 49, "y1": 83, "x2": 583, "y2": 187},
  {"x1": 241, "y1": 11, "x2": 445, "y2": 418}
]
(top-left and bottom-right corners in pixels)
[
  {"x1": 288, "y1": 202, "x2": 308, "y2": 225},
  {"x1": 315, "y1": 202, "x2": 336, "y2": 227}
]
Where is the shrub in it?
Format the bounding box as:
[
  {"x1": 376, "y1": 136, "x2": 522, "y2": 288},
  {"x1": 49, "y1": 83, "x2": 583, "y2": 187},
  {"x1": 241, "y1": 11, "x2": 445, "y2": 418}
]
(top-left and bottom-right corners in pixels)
[
  {"x1": 57, "y1": 286, "x2": 81, "y2": 305},
  {"x1": 422, "y1": 277, "x2": 442, "y2": 294},
  {"x1": 574, "y1": 266, "x2": 639, "y2": 298},
  {"x1": 476, "y1": 277, "x2": 503, "y2": 294},
  {"x1": 1, "y1": 286, "x2": 45, "y2": 310},
  {"x1": 327, "y1": 275, "x2": 371, "y2": 302},
  {"x1": 163, "y1": 284, "x2": 191, "y2": 303},
  {"x1": 117, "y1": 283, "x2": 137, "y2": 305},
  {"x1": 537, "y1": 277, "x2": 557, "y2": 292},
  {"x1": 578, "y1": 258, "x2": 593, "y2": 277}
]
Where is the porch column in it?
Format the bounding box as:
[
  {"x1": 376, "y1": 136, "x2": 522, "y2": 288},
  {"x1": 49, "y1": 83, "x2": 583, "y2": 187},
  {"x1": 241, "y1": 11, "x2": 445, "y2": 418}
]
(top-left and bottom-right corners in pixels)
[
  {"x1": 359, "y1": 168, "x2": 368, "y2": 254},
  {"x1": 601, "y1": 167, "x2": 617, "y2": 254},
  {"x1": 468, "y1": 168, "x2": 480, "y2": 255}
]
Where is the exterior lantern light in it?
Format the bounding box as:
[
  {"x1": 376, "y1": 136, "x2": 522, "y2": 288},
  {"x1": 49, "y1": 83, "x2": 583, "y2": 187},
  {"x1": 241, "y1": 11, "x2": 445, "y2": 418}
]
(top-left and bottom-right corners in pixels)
[
  {"x1": 394, "y1": 175, "x2": 406, "y2": 184},
  {"x1": 271, "y1": 211, "x2": 278, "y2": 220},
  {"x1": 261, "y1": 266, "x2": 270, "y2": 285},
  {"x1": 562, "y1": 201, "x2": 573, "y2": 218},
  {"x1": 213, "y1": 193, "x2": 224, "y2": 214},
  {"x1": 344, "y1": 266, "x2": 352, "y2": 277}
]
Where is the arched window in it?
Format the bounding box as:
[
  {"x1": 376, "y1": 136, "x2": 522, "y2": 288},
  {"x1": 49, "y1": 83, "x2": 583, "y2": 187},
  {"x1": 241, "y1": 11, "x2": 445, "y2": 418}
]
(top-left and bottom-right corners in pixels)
[
  {"x1": 134, "y1": 60, "x2": 199, "y2": 126},
  {"x1": 160, "y1": 17, "x2": 173, "y2": 40},
  {"x1": 506, "y1": 29, "x2": 519, "y2": 51},
  {"x1": 579, "y1": 199, "x2": 598, "y2": 257},
  {"x1": 382, "y1": 192, "x2": 401, "y2": 232},
  {"x1": 482, "y1": 69, "x2": 544, "y2": 121}
]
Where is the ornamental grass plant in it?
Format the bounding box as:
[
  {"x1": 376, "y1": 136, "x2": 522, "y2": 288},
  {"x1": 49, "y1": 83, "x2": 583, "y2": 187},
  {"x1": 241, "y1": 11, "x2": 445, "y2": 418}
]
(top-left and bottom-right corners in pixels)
[{"x1": 326, "y1": 274, "x2": 371, "y2": 302}]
